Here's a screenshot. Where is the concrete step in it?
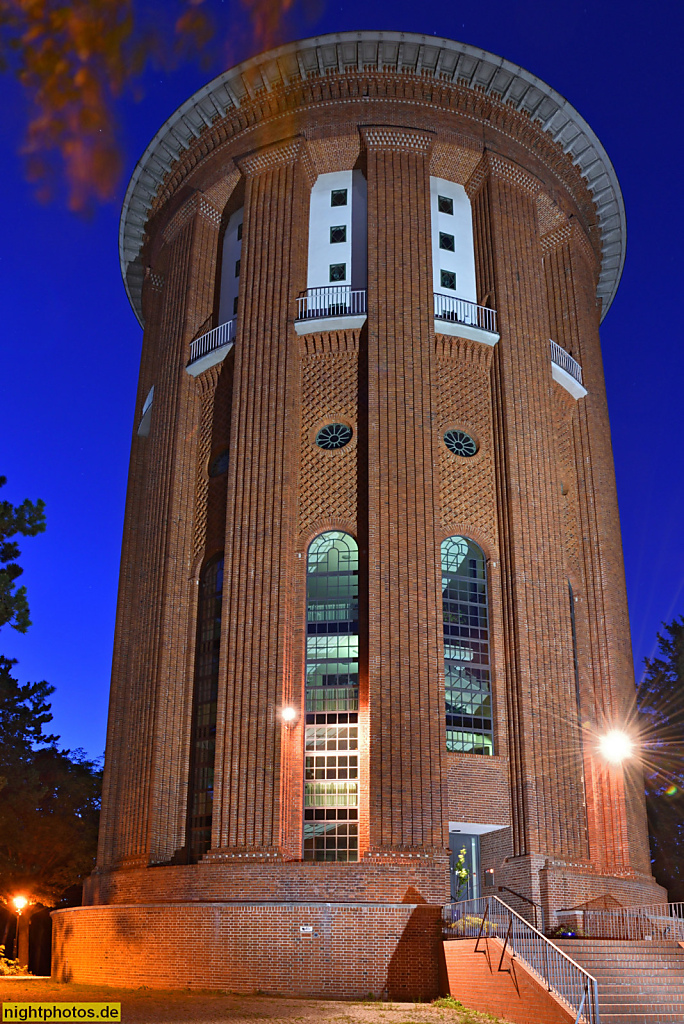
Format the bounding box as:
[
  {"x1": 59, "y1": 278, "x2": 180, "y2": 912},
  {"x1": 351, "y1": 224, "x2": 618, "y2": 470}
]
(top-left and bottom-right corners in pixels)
[
  {"x1": 601, "y1": 996, "x2": 684, "y2": 1007},
  {"x1": 601, "y1": 1016, "x2": 684, "y2": 1023},
  {"x1": 553, "y1": 937, "x2": 684, "y2": 1024}
]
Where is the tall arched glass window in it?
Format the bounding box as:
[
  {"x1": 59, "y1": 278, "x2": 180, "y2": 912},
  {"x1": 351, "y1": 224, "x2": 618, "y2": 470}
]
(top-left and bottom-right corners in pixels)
[
  {"x1": 187, "y1": 554, "x2": 223, "y2": 861},
  {"x1": 304, "y1": 531, "x2": 359, "y2": 862},
  {"x1": 441, "y1": 537, "x2": 493, "y2": 755}
]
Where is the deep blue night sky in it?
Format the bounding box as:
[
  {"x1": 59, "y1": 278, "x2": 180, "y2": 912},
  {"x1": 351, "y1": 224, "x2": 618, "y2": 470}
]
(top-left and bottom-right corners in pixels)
[{"x1": 2, "y1": 0, "x2": 683, "y2": 759}]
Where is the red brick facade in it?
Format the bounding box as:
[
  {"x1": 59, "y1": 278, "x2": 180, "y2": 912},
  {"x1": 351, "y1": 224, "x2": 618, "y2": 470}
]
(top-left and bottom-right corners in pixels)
[{"x1": 65, "y1": 31, "x2": 665, "y2": 993}]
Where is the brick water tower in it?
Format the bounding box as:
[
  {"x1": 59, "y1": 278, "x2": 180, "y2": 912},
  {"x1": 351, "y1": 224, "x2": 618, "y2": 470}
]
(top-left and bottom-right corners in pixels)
[{"x1": 53, "y1": 31, "x2": 665, "y2": 996}]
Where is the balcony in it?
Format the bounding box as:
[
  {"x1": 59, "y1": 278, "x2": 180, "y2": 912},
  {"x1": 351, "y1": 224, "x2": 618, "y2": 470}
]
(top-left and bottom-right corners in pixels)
[
  {"x1": 550, "y1": 339, "x2": 587, "y2": 399},
  {"x1": 294, "y1": 286, "x2": 367, "y2": 335},
  {"x1": 433, "y1": 293, "x2": 499, "y2": 345},
  {"x1": 186, "y1": 319, "x2": 236, "y2": 377}
]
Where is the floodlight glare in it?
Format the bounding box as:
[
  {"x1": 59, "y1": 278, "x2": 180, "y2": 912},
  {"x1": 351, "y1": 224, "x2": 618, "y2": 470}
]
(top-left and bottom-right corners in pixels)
[
  {"x1": 599, "y1": 730, "x2": 634, "y2": 764},
  {"x1": 281, "y1": 706, "x2": 297, "y2": 723},
  {"x1": 12, "y1": 896, "x2": 28, "y2": 913}
]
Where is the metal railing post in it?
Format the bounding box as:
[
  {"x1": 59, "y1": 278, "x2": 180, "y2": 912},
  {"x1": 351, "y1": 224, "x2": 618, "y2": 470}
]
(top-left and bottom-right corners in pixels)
[
  {"x1": 498, "y1": 914, "x2": 513, "y2": 972},
  {"x1": 475, "y1": 899, "x2": 489, "y2": 953}
]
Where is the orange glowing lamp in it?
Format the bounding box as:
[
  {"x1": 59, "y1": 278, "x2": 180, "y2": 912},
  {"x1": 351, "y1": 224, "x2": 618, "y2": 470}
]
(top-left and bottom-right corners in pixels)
[{"x1": 12, "y1": 895, "x2": 28, "y2": 914}]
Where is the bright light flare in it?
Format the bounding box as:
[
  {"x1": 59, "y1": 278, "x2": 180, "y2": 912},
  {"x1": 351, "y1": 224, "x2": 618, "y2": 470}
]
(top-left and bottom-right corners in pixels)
[
  {"x1": 12, "y1": 896, "x2": 28, "y2": 913},
  {"x1": 599, "y1": 730, "x2": 634, "y2": 764},
  {"x1": 281, "y1": 706, "x2": 297, "y2": 724}
]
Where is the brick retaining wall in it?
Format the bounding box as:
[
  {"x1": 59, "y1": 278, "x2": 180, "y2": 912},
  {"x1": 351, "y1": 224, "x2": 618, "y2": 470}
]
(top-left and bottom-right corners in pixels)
[{"x1": 52, "y1": 903, "x2": 445, "y2": 1001}]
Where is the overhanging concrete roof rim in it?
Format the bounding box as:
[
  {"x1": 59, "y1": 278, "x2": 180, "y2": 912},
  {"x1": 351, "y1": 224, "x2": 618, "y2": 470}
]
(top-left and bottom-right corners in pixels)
[{"x1": 119, "y1": 29, "x2": 626, "y2": 327}]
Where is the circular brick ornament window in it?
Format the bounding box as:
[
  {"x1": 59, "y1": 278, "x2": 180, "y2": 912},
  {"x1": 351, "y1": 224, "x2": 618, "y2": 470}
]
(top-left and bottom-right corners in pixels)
[
  {"x1": 444, "y1": 430, "x2": 477, "y2": 457},
  {"x1": 209, "y1": 449, "x2": 230, "y2": 476},
  {"x1": 315, "y1": 423, "x2": 353, "y2": 450}
]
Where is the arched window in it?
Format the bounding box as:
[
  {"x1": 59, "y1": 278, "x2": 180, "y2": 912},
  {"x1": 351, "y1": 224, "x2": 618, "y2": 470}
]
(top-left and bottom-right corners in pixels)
[
  {"x1": 303, "y1": 531, "x2": 359, "y2": 862},
  {"x1": 187, "y1": 554, "x2": 223, "y2": 860},
  {"x1": 441, "y1": 537, "x2": 492, "y2": 755}
]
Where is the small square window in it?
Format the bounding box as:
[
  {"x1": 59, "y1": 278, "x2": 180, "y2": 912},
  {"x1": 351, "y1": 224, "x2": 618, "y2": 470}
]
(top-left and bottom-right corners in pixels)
[
  {"x1": 233, "y1": 296, "x2": 239, "y2": 315},
  {"x1": 331, "y1": 189, "x2": 348, "y2": 207},
  {"x1": 329, "y1": 263, "x2": 346, "y2": 282},
  {"x1": 441, "y1": 270, "x2": 456, "y2": 290},
  {"x1": 439, "y1": 232, "x2": 455, "y2": 251},
  {"x1": 438, "y1": 195, "x2": 454, "y2": 214},
  {"x1": 237, "y1": 222, "x2": 243, "y2": 241},
  {"x1": 235, "y1": 259, "x2": 241, "y2": 277},
  {"x1": 330, "y1": 225, "x2": 347, "y2": 244}
]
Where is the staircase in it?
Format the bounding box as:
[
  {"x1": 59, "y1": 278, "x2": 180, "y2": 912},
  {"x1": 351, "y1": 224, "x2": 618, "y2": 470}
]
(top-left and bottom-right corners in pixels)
[{"x1": 554, "y1": 939, "x2": 684, "y2": 1024}]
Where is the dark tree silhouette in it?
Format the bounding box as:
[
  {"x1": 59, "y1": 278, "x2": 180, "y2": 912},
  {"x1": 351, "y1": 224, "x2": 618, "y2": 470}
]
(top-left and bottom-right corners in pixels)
[
  {"x1": 0, "y1": 476, "x2": 46, "y2": 633},
  {"x1": 638, "y1": 616, "x2": 684, "y2": 902},
  {"x1": 0, "y1": 657, "x2": 102, "y2": 905}
]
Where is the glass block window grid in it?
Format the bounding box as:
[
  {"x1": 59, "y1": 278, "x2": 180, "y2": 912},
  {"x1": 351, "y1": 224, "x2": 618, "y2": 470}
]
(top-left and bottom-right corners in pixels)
[
  {"x1": 187, "y1": 555, "x2": 224, "y2": 860},
  {"x1": 304, "y1": 533, "x2": 359, "y2": 860},
  {"x1": 441, "y1": 537, "x2": 493, "y2": 755}
]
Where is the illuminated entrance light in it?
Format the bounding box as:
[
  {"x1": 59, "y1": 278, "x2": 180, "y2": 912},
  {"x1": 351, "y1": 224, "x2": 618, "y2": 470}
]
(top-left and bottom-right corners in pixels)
[{"x1": 598, "y1": 730, "x2": 634, "y2": 764}]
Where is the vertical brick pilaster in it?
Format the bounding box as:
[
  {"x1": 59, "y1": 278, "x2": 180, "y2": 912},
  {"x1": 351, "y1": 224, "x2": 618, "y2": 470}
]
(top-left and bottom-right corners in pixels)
[
  {"x1": 98, "y1": 267, "x2": 165, "y2": 868},
  {"x1": 486, "y1": 158, "x2": 588, "y2": 863},
  {"x1": 99, "y1": 195, "x2": 224, "y2": 867},
  {"x1": 361, "y1": 126, "x2": 447, "y2": 854},
  {"x1": 552, "y1": 225, "x2": 651, "y2": 874},
  {"x1": 210, "y1": 139, "x2": 310, "y2": 856}
]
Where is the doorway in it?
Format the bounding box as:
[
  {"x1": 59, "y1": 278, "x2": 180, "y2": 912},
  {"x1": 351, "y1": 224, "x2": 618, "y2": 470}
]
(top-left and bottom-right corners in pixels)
[{"x1": 449, "y1": 831, "x2": 480, "y2": 901}]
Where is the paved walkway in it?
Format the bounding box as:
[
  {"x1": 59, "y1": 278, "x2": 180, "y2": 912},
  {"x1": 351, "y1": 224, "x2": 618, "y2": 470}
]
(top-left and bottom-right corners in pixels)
[{"x1": 0, "y1": 981, "x2": 505, "y2": 1024}]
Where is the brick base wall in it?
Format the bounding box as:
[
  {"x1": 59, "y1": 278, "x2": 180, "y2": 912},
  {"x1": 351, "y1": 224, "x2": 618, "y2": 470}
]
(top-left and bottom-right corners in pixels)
[
  {"x1": 51, "y1": 903, "x2": 445, "y2": 1001},
  {"x1": 444, "y1": 939, "x2": 574, "y2": 1024},
  {"x1": 540, "y1": 861, "x2": 668, "y2": 920},
  {"x1": 83, "y1": 859, "x2": 450, "y2": 907},
  {"x1": 490, "y1": 854, "x2": 667, "y2": 926}
]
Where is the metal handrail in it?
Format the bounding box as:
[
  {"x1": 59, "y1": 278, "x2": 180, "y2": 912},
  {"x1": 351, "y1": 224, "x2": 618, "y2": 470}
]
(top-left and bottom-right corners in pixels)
[
  {"x1": 498, "y1": 885, "x2": 544, "y2": 933},
  {"x1": 296, "y1": 286, "x2": 367, "y2": 321},
  {"x1": 188, "y1": 319, "x2": 236, "y2": 365},
  {"x1": 550, "y1": 339, "x2": 583, "y2": 385},
  {"x1": 443, "y1": 896, "x2": 600, "y2": 1024},
  {"x1": 433, "y1": 292, "x2": 498, "y2": 334},
  {"x1": 577, "y1": 901, "x2": 684, "y2": 941}
]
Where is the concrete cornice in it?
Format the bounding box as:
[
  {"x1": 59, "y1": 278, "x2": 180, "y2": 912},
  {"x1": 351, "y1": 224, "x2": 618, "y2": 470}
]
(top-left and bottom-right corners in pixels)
[{"x1": 120, "y1": 30, "x2": 625, "y2": 326}]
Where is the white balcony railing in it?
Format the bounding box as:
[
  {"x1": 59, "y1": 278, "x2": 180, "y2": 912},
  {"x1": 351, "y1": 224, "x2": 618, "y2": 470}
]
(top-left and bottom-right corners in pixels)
[
  {"x1": 188, "y1": 319, "x2": 236, "y2": 366},
  {"x1": 433, "y1": 293, "x2": 498, "y2": 335},
  {"x1": 296, "y1": 286, "x2": 367, "y2": 322},
  {"x1": 550, "y1": 339, "x2": 583, "y2": 386}
]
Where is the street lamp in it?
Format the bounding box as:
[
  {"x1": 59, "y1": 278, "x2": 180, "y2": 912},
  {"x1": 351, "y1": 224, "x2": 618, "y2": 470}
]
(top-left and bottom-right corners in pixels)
[
  {"x1": 598, "y1": 729, "x2": 634, "y2": 765},
  {"x1": 11, "y1": 895, "x2": 30, "y2": 967}
]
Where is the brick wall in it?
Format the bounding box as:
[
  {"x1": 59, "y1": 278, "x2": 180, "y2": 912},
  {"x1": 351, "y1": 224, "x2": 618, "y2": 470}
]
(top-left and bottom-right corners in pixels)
[
  {"x1": 52, "y1": 904, "x2": 444, "y2": 1001},
  {"x1": 84, "y1": 859, "x2": 450, "y2": 907},
  {"x1": 444, "y1": 939, "x2": 574, "y2": 1024}
]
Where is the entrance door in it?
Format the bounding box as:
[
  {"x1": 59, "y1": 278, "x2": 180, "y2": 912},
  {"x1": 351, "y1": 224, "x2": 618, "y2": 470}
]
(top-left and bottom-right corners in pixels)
[{"x1": 449, "y1": 832, "x2": 480, "y2": 901}]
